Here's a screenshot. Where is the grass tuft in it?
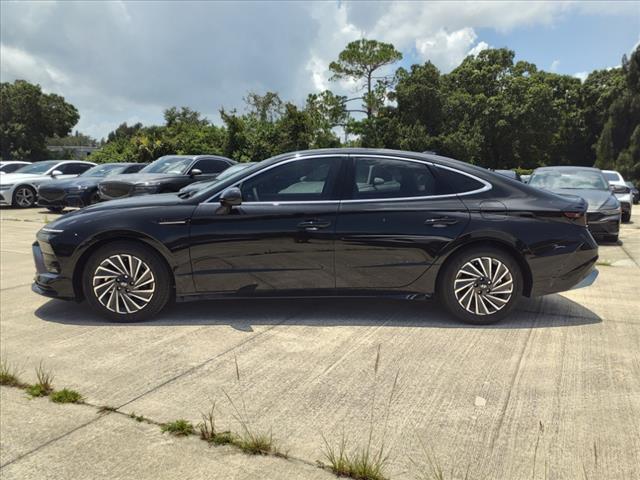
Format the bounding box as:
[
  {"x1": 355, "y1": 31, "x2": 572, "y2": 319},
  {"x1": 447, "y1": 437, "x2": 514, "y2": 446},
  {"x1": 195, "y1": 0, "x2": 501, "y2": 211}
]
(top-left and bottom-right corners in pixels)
[
  {"x1": 129, "y1": 412, "x2": 146, "y2": 422},
  {"x1": 97, "y1": 405, "x2": 118, "y2": 414},
  {"x1": 0, "y1": 355, "x2": 26, "y2": 388},
  {"x1": 221, "y1": 356, "x2": 282, "y2": 456},
  {"x1": 198, "y1": 402, "x2": 235, "y2": 445},
  {"x1": 26, "y1": 383, "x2": 50, "y2": 398},
  {"x1": 161, "y1": 419, "x2": 195, "y2": 436},
  {"x1": 50, "y1": 388, "x2": 83, "y2": 404}
]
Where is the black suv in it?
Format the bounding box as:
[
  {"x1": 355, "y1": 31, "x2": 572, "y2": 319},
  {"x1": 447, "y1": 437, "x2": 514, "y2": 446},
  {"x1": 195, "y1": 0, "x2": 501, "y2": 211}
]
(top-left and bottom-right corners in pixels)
[{"x1": 98, "y1": 155, "x2": 235, "y2": 200}]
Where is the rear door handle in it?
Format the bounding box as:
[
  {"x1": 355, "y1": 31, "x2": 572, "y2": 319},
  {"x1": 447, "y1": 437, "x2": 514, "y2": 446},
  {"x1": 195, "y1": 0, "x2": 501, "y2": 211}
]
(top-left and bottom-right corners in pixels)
[
  {"x1": 424, "y1": 216, "x2": 459, "y2": 227},
  {"x1": 297, "y1": 220, "x2": 331, "y2": 231}
]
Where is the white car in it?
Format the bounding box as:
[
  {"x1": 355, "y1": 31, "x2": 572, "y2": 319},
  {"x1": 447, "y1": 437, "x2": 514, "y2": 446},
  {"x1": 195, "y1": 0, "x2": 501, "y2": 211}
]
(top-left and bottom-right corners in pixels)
[
  {"x1": 0, "y1": 161, "x2": 30, "y2": 174},
  {"x1": 0, "y1": 160, "x2": 95, "y2": 208},
  {"x1": 602, "y1": 169, "x2": 633, "y2": 222}
]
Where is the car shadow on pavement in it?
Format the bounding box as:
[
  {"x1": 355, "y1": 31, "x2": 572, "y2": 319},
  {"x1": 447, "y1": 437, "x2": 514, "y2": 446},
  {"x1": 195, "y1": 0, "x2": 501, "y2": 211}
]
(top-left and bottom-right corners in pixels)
[{"x1": 35, "y1": 293, "x2": 601, "y2": 330}]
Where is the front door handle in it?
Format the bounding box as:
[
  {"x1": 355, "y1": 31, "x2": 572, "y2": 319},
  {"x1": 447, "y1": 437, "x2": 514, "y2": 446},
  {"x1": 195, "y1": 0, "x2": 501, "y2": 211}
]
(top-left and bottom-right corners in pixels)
[
  {"x1": 424, "y1": 216, "x2": 459, "y2": 227},
  {"x1": 297, "y1": 220, "x2": 332, "y2": 231}
]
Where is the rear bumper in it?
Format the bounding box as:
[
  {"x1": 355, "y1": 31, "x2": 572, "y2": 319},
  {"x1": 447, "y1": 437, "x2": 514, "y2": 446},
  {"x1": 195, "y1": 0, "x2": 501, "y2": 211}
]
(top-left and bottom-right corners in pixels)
[{"x1": 529, "y1": 228, "x2": 599, "y2": 297}]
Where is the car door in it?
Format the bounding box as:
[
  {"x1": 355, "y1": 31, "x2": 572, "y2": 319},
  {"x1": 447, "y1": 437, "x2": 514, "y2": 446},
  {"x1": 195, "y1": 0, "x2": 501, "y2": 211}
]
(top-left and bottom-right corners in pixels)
[
  {"x1": 189, "y1": 155, "x2": 345, "y2": 294},
  {"x1": 334, "y1": 155, "x2": 471, "y2": 290}
]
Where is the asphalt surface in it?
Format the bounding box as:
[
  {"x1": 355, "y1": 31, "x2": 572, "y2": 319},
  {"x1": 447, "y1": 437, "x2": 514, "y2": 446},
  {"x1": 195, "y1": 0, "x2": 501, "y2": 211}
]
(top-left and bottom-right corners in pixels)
[{"x1": 1, "y1": 206, "x2": 639, "y2": 479}]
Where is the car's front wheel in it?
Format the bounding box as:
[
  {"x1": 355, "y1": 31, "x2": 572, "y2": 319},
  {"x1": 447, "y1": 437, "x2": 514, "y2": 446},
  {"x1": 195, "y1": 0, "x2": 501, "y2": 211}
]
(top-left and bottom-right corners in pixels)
[
  {"x1": 82, "y1": 241, "x2": 171, "y2": 322},
  {"x1": 13, "y1": 185, "x2": 37, "y2": 208},
  {"x1": 438, "y1": 247, "x2": 522, "y2": 325}
]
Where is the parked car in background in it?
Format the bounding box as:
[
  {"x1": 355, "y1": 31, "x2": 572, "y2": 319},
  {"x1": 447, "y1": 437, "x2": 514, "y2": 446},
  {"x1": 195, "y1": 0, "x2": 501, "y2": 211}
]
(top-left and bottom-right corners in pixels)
[
  {"x1": 602, "y1": 170, "x2": 633, "y2": 222},
  {"x1": 38, "y1": 163, "x2": 148, "y2": 212},
  {"x1": 521, "y1": 174, "x2": 531, "y2": 184},
  {"x1": 0, "y1": 161, "x2": 30, "y2": 174},
  {"x1": 625, "y1": 181, "x2": 639, "y2": 204},
  {"x1": 178, "y1": 162, "x2": 257, "y2": 195},
  {"x1": 0, "y1": 160, "x2": 95, "y2": 208},
  {"x1": 494, "y1": 169, "x2": 522, "y2": 182},
  {"x1": 33, "y1": 148, "x2": 598, "y2": 325},
  {"x1": 98, "y1": 155, "x2": 235, "y2": 201},
  {"x1": 528, "y1": 166, "x2": 621, "y2": 241}
]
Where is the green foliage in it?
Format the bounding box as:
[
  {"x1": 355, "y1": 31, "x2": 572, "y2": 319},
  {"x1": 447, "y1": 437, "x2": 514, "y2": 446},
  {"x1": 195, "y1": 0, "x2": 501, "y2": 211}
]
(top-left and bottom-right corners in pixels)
[
  {"x1": 330, "y1": 39, "x2": 402, "y2": 118},
  {"x1": 161, "y1": 419, "x2": 195, "y2": 436},
  {"x1": 50, "y1": 388, "x2": 83, "y2": 404},
  {"x1": 595, "y1": 46, "x2": 640, "y2": 181},
  {"x1": 0, "y1": 355, "x2": 26, "y2": 388},
  {"x1": 1, "y1": 80, "x2": 79, "y2": 160}
]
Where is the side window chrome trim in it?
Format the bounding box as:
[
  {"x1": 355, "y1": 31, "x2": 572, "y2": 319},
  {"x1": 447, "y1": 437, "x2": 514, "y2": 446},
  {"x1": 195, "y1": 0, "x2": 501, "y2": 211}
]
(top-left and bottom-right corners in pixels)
[{"x1": 200, "y1": 153, "x2": 492, "y2": 205}]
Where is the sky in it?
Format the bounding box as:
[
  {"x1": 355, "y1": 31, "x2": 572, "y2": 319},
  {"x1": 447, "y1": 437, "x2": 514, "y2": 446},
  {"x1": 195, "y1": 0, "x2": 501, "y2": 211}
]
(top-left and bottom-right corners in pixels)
[{"x1": 1, "y1": 1, "x2": 638, "y2": 140}]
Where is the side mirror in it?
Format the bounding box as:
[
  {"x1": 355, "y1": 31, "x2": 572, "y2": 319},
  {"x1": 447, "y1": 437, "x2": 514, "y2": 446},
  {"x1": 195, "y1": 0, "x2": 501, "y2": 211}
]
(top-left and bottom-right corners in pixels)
[
  {"x1": 219, "y1": 187, "x2": 242, "y2": 207},
  {"x1": 190, "y1": 168, "x2": 202, "y2": 178},
  {"x1": 611, "y1": 184, "x2": 627, "y2": 194},
  {"x1": 51, "y1": 170, "x2": 63, "y2": 177},
  {"x1": 373, "y1": 177, "x2": 385, "y2": 185}
]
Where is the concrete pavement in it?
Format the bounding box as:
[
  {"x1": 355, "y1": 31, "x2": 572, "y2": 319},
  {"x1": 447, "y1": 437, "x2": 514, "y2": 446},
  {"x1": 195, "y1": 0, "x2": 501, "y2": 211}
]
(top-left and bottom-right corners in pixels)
[{"x1": 1, "y1": 206, "x2": 639, "y2": 479}]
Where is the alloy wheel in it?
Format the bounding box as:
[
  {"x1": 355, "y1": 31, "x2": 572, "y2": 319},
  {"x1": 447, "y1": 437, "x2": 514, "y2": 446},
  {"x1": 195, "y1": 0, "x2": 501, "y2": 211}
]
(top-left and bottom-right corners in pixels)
[
  {"x1": 453, "y1": 256, "x2": 513, "y2": 316},
  {"x1": 15, "y1": 187, "x2": 35, "y2": 207},
  {"x1": 92, "y1": 254, "x2": 155, "y2": 314}
]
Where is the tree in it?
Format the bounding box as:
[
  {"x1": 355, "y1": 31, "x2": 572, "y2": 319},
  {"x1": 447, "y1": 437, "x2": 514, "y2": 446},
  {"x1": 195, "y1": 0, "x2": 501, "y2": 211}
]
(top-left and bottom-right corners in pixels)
[
  {"x1": 0, "y1": 80, "x2": 79, "y2": 160},
  {"x1": 596, "y1": 46, "x2": 640, "y2": 181},
  {"x1": 329, "y1": 39, "x2": 402, "y2": 119}
]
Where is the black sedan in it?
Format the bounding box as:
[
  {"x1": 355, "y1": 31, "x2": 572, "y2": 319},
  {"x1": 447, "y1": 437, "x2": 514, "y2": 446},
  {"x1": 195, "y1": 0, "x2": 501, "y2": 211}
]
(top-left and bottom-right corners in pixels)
[
  {"x1": 38, "y1": 163, "x2": 147, "y2": 212},
  {"x1": 528, "y1": 166, "x2": 621, "y2": 242},
  {"x1": 32, "y1": 148, "x2": 599, "y2": 325},
  {"x1": 98, "y1": 155, "x2": 235, "y2": 200}
]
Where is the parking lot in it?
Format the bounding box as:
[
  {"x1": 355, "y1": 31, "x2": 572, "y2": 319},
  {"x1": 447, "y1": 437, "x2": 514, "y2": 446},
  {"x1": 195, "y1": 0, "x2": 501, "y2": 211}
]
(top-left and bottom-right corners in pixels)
[{"x1": 1, "y1": 207, "x2": 639, "y2": 479}]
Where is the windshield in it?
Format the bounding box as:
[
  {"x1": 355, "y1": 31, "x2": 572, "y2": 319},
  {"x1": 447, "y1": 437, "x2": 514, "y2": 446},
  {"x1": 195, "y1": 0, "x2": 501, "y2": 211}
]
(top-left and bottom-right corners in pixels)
[
  {"x1": 603, "y1": 171, "x2": 620, "y2": 182},
  {"x1": 81, "y1": 164, "x2": 128, "y2": 177},
  {"x1": 529, "y1": 170, "x2": 609, "y2": 190},
  {"x1": 140, "y1": 156, "x2": 193, "y2": 174},
  {"x1": 178, "y1": 161, "x2": 265, "y2": 197},
  {"x1": 13, "y1": 161, "x2": 59, "y2": 175}
]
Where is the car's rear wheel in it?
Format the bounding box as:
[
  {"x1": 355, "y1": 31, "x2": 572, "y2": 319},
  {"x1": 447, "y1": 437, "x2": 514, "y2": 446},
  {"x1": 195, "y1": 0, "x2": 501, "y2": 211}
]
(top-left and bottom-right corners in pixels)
[
  {"x1": 438, "y1": 247, "x2": 522, "y2": 325},
  {"x1": 82, "y1": 241, "x2": 171, "y2": 322},
  {"x1": 13, "y1": 185, "x2": 37, "y2": 208}
]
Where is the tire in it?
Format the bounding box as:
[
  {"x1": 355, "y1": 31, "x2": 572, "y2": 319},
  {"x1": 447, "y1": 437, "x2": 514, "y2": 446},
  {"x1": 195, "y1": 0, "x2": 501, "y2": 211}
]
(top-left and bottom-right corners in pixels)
[
  {"x1": 604, "y1": 234, "x2": 619, "y2": 243},
  {"x1": 47, "y1": 206, "x2": 64, "y2": 213},
  {"x1": 82, "y1": 241, "x2": 172, "y2": 322},
  {"x1": 621, "y1": 211, "x2": 631, "y2": 223},
  {"x1": 12, "y1": 185, "x2": 37, "y2": 208},
  {"x1": 437, "y1": 246, "x2": 522, "y2": 325}
]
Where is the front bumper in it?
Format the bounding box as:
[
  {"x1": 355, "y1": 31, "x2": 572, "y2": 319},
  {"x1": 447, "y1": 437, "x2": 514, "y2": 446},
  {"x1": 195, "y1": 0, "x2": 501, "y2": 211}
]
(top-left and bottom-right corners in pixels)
[
  {"x1": 586, "y1": 212, "x2": 620, "y2": 237},
  {"x1": 0, "y1": 191, "x2": 12, "y2": 206},
  {"x1": 32, "y1": 241, "x2": 75, "y2": 300}
]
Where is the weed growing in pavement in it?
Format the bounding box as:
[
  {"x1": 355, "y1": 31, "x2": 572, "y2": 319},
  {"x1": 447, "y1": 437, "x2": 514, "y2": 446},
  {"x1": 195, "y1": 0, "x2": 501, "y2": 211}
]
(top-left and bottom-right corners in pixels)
[
  {"x1": 129, "y1": 412, "x2": 147, "y2": 422},
  {"x1": 198, "y1": 401, "x2": 235, "y2": 446},
  {"x1": 221, "y1": 356, "x2": 282, "y2": 456},
  {"x1": 50, "y1": 388, "x2": 84, "y2": 404},
  {"x1": 320, "y1": 345, "x2": 399, "y2": 480},
  {"x1": 161, "y1": 419, "x2": 195, "y2": 436},
  {"x1": 0, "y1": 354, "x2": 26, "y2": 388},
  {"x1": 97, "y1": 405, "x2": 118, "y2": 414}
]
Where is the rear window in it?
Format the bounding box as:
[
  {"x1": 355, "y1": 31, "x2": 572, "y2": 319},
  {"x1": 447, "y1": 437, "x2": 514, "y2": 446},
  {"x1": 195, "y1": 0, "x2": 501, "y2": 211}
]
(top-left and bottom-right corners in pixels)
[
  {"x1": 603, "y1": 171, "x2": 621, "y2": 182},
  {"x1": 433, "y1": 166, "x2": 485, "y2": 194}
]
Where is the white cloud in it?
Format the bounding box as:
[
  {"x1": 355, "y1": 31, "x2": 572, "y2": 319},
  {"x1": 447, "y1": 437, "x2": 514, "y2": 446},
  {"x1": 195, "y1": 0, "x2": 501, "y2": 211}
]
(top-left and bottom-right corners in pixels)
[
  {"x1": 415, "y1": 28, "x2": 481, "y2": 71},
  {"x1": 574, "y1": 71, "x2": 589, "y2": 82},
  {"x1": 550, "y1": 59, "x2": 561, "y2": 72}
]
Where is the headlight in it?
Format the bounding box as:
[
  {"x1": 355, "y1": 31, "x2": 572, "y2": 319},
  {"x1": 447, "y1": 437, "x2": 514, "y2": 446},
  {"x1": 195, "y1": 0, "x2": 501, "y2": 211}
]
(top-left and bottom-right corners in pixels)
[
  {"x1": 41, "y1": 227, "x2": 64, "y2": 234},
  {"x1": 68, "y1": 185, "x2": 89, "y2": 192},
  {"x1": 0, "y1": 184, "x2": 14, "y2": 190},
  {"x1": 600, "y1": 208, "x2": 621, "y2": 216}
]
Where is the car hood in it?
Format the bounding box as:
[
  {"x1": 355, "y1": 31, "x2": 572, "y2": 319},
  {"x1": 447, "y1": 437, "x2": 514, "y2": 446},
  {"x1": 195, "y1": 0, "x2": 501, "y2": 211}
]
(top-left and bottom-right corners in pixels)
[
  {"x1": 543, "y1": 188, "x2": 616, "y2": 211},
  {"x1": 39, "y1": 177, "x2": 102, "y2": 190},
  {"x1": 0, "y1": 173, "x2": 46, "y2": 184},
  {"x1": 100, "y1": 173, "x2": 182, "y2": 185}
]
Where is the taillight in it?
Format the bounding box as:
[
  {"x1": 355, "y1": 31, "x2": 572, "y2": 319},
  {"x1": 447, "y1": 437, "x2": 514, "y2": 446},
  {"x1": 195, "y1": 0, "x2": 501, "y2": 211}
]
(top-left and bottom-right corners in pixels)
[{"x1": 564, "y1": 211, "x2": 587, "y2": 226}]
